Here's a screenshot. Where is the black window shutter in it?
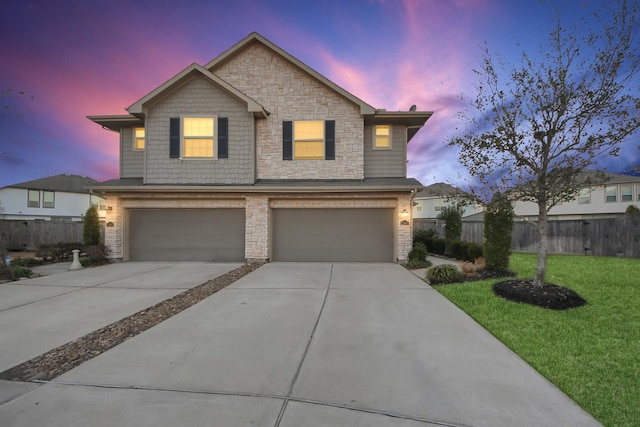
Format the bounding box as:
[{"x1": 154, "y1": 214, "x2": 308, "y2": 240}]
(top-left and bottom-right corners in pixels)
[
  {"x1": 169, "y1": 118, "x2": 180, "y2": 158},
  {"x1": 283, "y1": 121, "x2": 293, "y2": 160},
  {"x1": 218, "y1": 117, "x2": 228, "y2": 158},
  {"x1": 325, "y1": 120, "x2": 335, "y2": 160}
]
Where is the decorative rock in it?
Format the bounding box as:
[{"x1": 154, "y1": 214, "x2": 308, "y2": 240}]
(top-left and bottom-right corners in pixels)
[{"x1": 69, "y1": 249, "x2": 83, "y2": 271}]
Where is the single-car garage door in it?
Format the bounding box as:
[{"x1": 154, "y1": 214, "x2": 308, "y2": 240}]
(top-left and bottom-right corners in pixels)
[
  {"x1": 128, "y1": 209, "x2": 245, "y2": 261},
  {"x1": 272, "y1": 208, "x2": 394, "y2": 262}
]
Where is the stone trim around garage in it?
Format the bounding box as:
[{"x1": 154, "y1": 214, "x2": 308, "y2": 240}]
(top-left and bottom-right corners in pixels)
[{"x1": 103, "y1": 192, "x2": 413, "y2": 263}]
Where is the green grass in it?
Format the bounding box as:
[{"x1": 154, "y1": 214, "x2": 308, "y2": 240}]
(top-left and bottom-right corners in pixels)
[{"x1": 435, "y1": 253, "x2": 640, "y2": 427}]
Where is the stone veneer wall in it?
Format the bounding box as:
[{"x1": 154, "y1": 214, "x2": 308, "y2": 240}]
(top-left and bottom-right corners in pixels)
[
  {"x1": 211, "y1": 43, "x2": 364, "y2": 180},
  {"x1": 103, "y1": 192, "x2": 413, "y2": 262}
]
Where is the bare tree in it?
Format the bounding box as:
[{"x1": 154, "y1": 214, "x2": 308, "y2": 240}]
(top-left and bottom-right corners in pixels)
[{"x1": 449, "y1": 0, "x2": 640, "y2": 287}]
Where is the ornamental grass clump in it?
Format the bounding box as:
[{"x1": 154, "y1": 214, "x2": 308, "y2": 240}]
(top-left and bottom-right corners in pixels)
[{"x1": 426, "y1": 264, "x2": 463, "y2": 285}]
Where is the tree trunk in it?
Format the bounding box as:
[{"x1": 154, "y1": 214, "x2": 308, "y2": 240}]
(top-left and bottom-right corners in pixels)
[{"x1": 533, "y1": 203, "x2": 548, "y2": 288}]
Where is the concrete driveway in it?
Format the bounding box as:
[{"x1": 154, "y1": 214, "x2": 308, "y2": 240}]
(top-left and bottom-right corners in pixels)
[{"x1": 0, "y1": 262, "x2": 601, "y2": 426}]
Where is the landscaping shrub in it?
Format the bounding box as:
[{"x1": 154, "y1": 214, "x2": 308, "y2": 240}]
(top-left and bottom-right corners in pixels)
[
  {"x1": 83, "y1": 244, "x2": 109, "y2": 265},
  {"x1": 36, "y1": 242, "x2": 84, "y2": 261},
  {"x1": 413, "y1": 228, "x2": 437, "y2": 248},
  {"x1": 484, "y1": 193, "x2": 513, "y2": 271},
  {"x1": 438, "y1": 206, "x2": 462, "y2": 242},
  {"x1": 405, "y1": 242, "x2": 432, "y2": 269},
  {"x1": 0, "y1": 265, "x2": 33, "y2": 281},
  {"x1": 426, "y1": 238, "x2": 446, "y2": 255},
  {"x1": 626, "y1": 204, "x2": 640, "y2": 215},
  {"x1": 448, "y1": 240, "x2": 484, "y2": 262},
  {"x1": 83, "y1": 206, "x2": 101, "y2": 246},
  {"x1": 426, "y1": 264, "x2": 463, "y2": 284}
]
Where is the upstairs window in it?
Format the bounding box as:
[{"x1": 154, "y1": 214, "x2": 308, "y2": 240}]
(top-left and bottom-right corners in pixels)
[
  {"x1": 43, "y1": 190, "x2": 55, "y2": 208},
  {"x1": 283, "y1": 120, "x2": 335, "y2": 160},
  {"x1": 605, "y1": 186, "x2": 617, "y2": 203},
  {"x1": 578, "y1": 188, "x2": 590, "y2": 204},
  {"x1": 28, "y1": 189, "x2": 40, "y2": 208},
  {"x1": 374, "y1": 125, "x2": 391, "y2": 149},
  {"x1": 294, "y1": 120, "x2": 324, "y2": 159},
  {"x1": 620, "y1": 184, "x2": 633, "y2": 202},
  {"x1": 183, "y1": 117, "x2": 215, "y2": 158},
  {"x1": 134, "y1": 127, "x2": 145, "y2": 150}
]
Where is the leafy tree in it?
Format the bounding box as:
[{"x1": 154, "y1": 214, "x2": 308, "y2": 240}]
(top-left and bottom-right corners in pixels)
[
  {"x1": 438, "y1": 206, "x2": 462, "y2": 242},
  {"x1": 449, "y1": 1, "x2": 640, "y2": 287},
  {"x1": 83, "y1": 206, "x2": 101, "y2": 246},
  {"x1": 483, "y1": 193, "x2": 513, "y2": 271}
]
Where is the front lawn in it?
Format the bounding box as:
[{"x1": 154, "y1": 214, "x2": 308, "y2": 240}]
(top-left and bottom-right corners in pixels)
[{"x1": 434, "y1": 253, "x2": 639, "y2": 427}]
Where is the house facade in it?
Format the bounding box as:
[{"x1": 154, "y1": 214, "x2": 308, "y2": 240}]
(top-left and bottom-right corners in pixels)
[
  {"x1": 412, "y1": 183, "x2": 484, "y2": 219},
  {"x1": 514, "y1": 172, "x2": 640, "y2": 220},
  {"x1": 0, "y1": 174, "x2": 106, "y2": 221},
  {"x1": 89, "y1": 33, "x2": 431, "y2": 263}
]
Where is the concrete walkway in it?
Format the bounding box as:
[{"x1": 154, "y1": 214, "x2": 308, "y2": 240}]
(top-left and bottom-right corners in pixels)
[{"x1": 0, "y1": 263, "x2": 601, "y2": 426}]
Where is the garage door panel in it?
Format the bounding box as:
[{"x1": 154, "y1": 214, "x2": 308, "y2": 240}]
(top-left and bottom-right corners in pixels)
[
  {"x1": 273, "y1": 209, "x2": 393, "y2": 262},
  {"x1": 129, "y1": 209, "x2": 245, "y2": 261}
]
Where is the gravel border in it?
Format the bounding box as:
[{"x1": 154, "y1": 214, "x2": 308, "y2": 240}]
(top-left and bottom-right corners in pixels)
[{"x1": 0, "y1": 262, "x2": 263, "y2": 382}]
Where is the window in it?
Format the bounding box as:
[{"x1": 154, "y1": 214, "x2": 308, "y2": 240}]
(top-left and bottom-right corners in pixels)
[
  {"x1": 578, "y1": 188, "x2": 590, "y2": 204},
  {"x1": 620, "y1": 184, "x2": 633, "y2": 202},
  {"x1": 374, "y1": 125, "x2": 391, "y2": 149},
  {"x1": 283, "y1": 120, "x2": 334, "y2": 160},
  {"x1": 416, "y1": 206, "x2": 422, "y2": 212},
  {"x1": 43, "y1": 191, "x2": 55, "y2": 208},
  {"x1": 134, "y1": 127, "x2": 145, "y2": 150},
  {"x1": 294, "y1": 120, "x2": 324, "y2": 159},
  {"x1": 183, "y1": 117, "x2": 215, "y2": 158},
  {"x1": 28, "y1": 189, "x2": 40, "y2": 208},
  {"x1": 637, "y1": 184, "x2": 640, "y2": 201},
  {"x1": 605, "y1": 185, "x2": 617, "y2": 203}
]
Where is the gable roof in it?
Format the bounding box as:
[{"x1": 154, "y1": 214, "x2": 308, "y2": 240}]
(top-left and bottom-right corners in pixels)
[
  {"x1": 205, "y1": 32, "x2": 377, "y2": 116},
  {"x1": 415, "y1": 182, "x2": 462, "y2": 198},
  {"x1": 3, "y1": 174, "x2": 98, "y2": 193},
  {"x1": 126, "y1": 63, "x2": 268, "y2": 118}
]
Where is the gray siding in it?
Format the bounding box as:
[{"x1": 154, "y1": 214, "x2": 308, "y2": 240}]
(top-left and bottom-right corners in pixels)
[
  {"x1": 364, "y1": 124, "x2": 406, "y2": 178},
  {"x1": 144, "y1": 76, "x2": 255, "y2": 185},
  {"x1": 120, "y1": 127, "x2": 144, "y2": 178}
]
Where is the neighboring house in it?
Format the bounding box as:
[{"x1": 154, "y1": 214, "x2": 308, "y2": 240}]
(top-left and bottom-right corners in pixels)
[
  {"x1": 412, "y1": 183, "x2": 484, "y2": 219},
  {"x1": 514, "y1": 172, "x2": 640, "y2": 221},
  {"x1": 88, "y1": 32, "x2": 432, "y2": 263},
  {"x1": 0, "y1": 174, "x2": 106, "y2": 221}
]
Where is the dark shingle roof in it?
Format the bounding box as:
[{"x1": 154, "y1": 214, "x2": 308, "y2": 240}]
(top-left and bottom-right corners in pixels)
[
  {"x1": 4, "y1": 174, "x2": 99, "y2": 193},
  {"x1": 415, "y1": 182, "x2": 462, "y2": 198}
]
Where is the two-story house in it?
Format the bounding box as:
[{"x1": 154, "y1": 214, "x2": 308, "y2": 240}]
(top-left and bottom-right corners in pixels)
[
  {"x1": 0, "y1": 174, "x2": 106, "y2": 221},
  {"x1": 89, "y1": 33, "x2": 431, "y2": 263},
  {"x1": 514, "y1": 171, "x2": 640, "y2": 220},
  {"x1": 412, "y1": 183, "x2": 484, "y2": 220}
]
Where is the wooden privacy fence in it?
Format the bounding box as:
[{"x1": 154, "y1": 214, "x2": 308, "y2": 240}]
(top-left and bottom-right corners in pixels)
[
  {"x1": 414, "y1": 216, "x2": 640, "y2": 258},
  {"x1": 0, "y1": 220, "x2": 104, "y2": 251}
]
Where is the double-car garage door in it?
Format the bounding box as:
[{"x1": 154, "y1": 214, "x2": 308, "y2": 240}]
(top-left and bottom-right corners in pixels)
[
  {"x1": 128, "y1": 208, "x2": 394, "y2": 262},
  {"x1": 272, "y1": 208, "x2": 394, "y2": 262},
  {"x1": 129, "y1": 209, "x2": 245, "y2": 262}
]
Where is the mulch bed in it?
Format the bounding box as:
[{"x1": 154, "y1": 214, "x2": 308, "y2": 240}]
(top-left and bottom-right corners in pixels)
[
  {"x1": 493, "y1": 279, "x2": 587, "y2": 310},
  {"x1": 0, "y1": 262, "x2": 263, "y2": 382}
]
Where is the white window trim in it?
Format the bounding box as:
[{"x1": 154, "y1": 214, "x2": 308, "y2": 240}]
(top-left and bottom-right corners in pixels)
[
  {"x1": 43, "y1": 190, "x2": 55, "y2": 209},
  {"x1": 605, "y1": 185, "x2": 618, "y2": 203},
  {"x1": 578, "y1": 188, "x2": 590, "y2": 205},
  {"x1": 293, "y1": 120, "x2": 325, "y2": 160},
  {"x1": 373, "y1": 124, "x2": 393, "y2": 150},
  {"x1": 133, "y1": 127, "x2": 145, "y2": 151},
  {"x1": 181, "y1": 115, "x2": 217, "y2": 159},
  {"x1": 620, "y1": 184, "x2": 633, "y2": 202},
  {"x1": 28, "y1": 189, "x2": 40, "y2": 208}
]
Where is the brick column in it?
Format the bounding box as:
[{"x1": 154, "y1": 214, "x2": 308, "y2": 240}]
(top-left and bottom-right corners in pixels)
[
  {"x1": 104, "y1": 195, "x2": 123, "y2": 261},
  {"x1": 396, "y1": 194, "x2": 413, "y2": 263},
  {"x1": 245, "y1": 195, "x2": 269, "y2": 262}
]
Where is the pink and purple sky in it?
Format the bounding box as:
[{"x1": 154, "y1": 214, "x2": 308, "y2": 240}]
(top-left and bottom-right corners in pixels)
[{"x1": 1, "y1": 0, "x2": 638, "y2": 189}]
